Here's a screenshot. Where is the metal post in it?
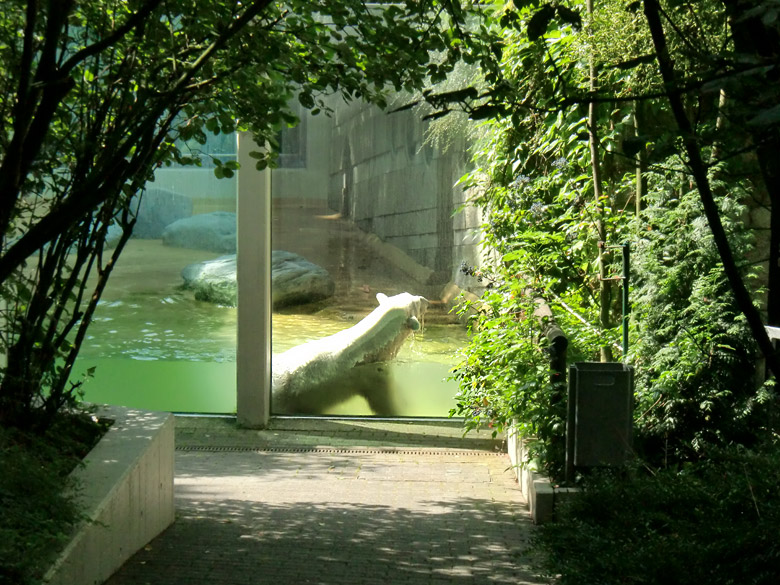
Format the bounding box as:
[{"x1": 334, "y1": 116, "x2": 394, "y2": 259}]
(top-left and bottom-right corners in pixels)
[{"x1": 622, "y1": 243, "x2": 630, "y2": 359}]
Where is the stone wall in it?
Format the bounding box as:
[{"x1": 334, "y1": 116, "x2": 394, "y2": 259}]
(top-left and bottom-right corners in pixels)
[{"x1": 325, "y1": 98, "x2": 483, "y2": 286}]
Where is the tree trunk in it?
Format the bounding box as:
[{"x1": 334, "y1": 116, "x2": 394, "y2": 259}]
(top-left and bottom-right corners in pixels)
[{"x1": 586, "y1": 0, "x2": 613, "y2": 362}]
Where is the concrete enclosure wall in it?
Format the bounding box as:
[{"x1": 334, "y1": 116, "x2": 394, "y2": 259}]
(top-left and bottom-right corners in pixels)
[
  {"x1": 272, "y1": 107, "x2": 333, "y2": 201},
  {"x1": 324, "y1": 98, "x2": 482, "y2": 285},
  {"x1": 245, "y1": 96, "x2": 486, "y2": 293},
  {"x1": 153, "y1": 167, "x2": 237, "y2": 214}
]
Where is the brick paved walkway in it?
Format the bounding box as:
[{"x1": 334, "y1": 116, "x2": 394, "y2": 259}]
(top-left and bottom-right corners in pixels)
[{"x1": 105, "y1": 417, "x2": 548, "y2": 585}]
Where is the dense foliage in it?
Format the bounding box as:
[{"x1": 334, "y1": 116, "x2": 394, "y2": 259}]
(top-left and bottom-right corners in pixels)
[
  {"x1": 450, "y1": 0, "x2": 636, "y2": 478},
  {"x1": 447, "y1": 0, "x2": 780, "y2": 479},
  {"x1": 535, "y1": 444, "x2": 780, "y2": 585},
  {"x1": 632, "y1": 172, "x2": 778, "y2": 466},
  {"x1": 438, "y1": 1, "x2": 780, "y2": 581}
]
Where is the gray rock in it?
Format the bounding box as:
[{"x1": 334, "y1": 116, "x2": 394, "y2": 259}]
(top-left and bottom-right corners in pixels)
[
  {"x1": 104, "y1": 224, "x2": 124, "y2": 250},
  {"x1": 162, "y1": 212, "x2": 237, "y2": 253},
  {"x1": 181, "y1": 255, "x2": 238, "y2": 306},
  {"x1": 180, "y1": 251, "x2": 335, "y2": 308},
  {"x1": 132, "y1": 187, "x2": 193, "y2": 239},
  {"x1": 271, "y1": 250, "x2": 336, "y2": 308}
]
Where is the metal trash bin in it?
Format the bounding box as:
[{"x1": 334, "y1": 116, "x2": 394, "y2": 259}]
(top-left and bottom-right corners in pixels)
[{"x1": 566, "y1": 362, "x2": 634, "y2": 479}]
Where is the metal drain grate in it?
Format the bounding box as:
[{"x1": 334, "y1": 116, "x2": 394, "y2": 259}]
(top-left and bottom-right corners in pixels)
[{"x1": 176, "y1": 444, "x2": 505, "y2": 456}]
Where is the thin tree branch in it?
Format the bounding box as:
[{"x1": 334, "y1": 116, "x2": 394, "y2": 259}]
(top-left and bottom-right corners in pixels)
[{"x1": 60, "y1": 0, "x2": 165, "y2": 75}]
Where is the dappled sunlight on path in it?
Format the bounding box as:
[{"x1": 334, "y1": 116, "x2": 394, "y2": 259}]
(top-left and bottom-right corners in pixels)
[
  {"x1": 104, "y1": 419, "x2": 547, "y2": 584},
  {"x1": 105, "y1": 423, "x2": 547, "y2": 585}
]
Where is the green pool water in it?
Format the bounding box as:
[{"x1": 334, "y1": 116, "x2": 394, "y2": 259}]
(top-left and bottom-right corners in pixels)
[{"x1": 75, "y1": 290, "x2": 467, "y2": 416}]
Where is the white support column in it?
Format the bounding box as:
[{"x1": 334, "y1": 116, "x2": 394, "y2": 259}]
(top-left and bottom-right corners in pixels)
[{"x1": 236, "y1": 132, "x2": 272, "y2": 428}]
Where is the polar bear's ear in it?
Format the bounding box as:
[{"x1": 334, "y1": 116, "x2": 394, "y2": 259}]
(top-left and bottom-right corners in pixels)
[{"x1": 376, "y1": 293, "x2": 388, "y2": 305}]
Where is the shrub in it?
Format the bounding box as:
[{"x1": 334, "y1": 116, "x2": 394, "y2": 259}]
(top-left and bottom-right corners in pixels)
[
  {"x1": 535, "y1": 444, "x2": 780, "y2": 585},
  {"x1": 0, "y1": 414, "x2": 106, "y2": 584},
  {"x1": 631, "y1": 174, "x2": 778, "y2": 465}
]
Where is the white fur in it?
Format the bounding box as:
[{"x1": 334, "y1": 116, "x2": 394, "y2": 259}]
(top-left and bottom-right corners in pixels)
[{"x1": 272, "y1": 292, "x2": 429, "y2": 413}]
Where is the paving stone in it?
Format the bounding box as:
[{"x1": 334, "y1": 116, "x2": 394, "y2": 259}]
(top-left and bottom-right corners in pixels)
[{"x1": 104, "y1": 418, "x2": 549, "y2": 585}]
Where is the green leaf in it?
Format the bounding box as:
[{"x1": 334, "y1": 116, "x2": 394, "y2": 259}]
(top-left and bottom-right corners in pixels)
[
  {"x1": 527, "y1": 5, "x2": 556, "y2": 41},
  {"x1": 205, "y1": 117, "x2": 220, "y2": 133},
  {"x1": 298, "y1": 92, "x2": 315, "y2": 109}
]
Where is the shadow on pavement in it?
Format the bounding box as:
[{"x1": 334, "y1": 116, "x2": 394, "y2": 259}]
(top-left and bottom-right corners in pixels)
[
  {"x1": 174, "y1": 416, "x2": 505, "y2": 452},
  {"x1": 105, "y1": 495, "x2": 545, "y2": 585}
]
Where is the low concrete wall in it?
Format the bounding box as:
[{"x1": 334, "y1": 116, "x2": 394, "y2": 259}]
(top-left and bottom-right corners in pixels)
[
  {"x1": 45, "y1": 406, "x2": 175, "y2": 585},
  {"x1": 507, "y1": 422, "x2": 578, "y2": 524}
]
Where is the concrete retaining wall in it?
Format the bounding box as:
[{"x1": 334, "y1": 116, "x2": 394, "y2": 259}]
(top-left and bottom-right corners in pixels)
[
  {"x1": 507, "y1": 422, "x2": 578, "y2": 524},
  {"x1": 45, "y1": 406, "x2": 175, "y2": 585}
]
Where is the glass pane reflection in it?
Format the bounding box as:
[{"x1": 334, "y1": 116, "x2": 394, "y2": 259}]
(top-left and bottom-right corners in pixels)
[
  {"x1": 76, "y1": 133, "x2": 238, "y2": 413},
  {"x1": 270, "y1": 101, "x2": 470, "y2": 417}
]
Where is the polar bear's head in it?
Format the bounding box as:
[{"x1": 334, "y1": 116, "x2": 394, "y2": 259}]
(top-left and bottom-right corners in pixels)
[{"x1": 376, "y1": 292, "x2": 429, "y2": 330}]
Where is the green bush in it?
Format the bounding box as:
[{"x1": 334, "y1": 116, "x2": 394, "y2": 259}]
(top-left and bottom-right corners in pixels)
[
  {"x1": 631, "y1": 174, "x2": 778, "y2": 465},
  {"x1": 535, "y1": 444, "x2": 780, "y2": 585},
  {"x1": 450, "y1": 281, "x2": 567, "y2": 478}
]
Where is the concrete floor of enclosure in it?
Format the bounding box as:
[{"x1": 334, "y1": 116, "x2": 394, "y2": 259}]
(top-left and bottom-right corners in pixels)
[{"x1": 104, "y1": 417, "x2": 549, "y2": 585}]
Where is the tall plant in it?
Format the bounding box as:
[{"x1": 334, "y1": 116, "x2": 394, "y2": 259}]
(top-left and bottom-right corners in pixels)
[
  {"x1": 448, "y1": 2, "x2": 640, "y2": 479},
  {"x1": 446, "y1": 0, "x2": 780, "y2": 473},
  {"x1": 631, "y1": 166, "x2": 777, "y2": 465}
]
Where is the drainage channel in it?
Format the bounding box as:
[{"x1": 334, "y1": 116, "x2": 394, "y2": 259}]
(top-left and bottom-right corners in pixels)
[{"x1": 176, "y1": 444, "x2": 505, "y2": 456}]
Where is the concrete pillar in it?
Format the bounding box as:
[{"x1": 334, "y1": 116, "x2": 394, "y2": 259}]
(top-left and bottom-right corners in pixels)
[{"x1": 236, "y1": 132, "x2": 272, "y2": 428}]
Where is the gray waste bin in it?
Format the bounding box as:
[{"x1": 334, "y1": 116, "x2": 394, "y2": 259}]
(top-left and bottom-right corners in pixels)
[{"x1": 566, "y1": 362, "x2": 633, "y2": 474}]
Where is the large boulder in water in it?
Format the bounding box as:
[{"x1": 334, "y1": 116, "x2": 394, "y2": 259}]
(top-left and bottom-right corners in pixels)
[
  {"x1": 181, "y1": 255, "x2": 238, "y2": 306},
  {"x1": 162, "y1": 212, "x2": 237, "y2": 253},
  {"x1": 181, "y1": 251, "x2": 335, "y2": 308},
  {"x1": 272, "y1": 251, "x2": 336, "y2": 308},
  {"x1": 132, "y1": 187, "x2": 193, "y2": 239}
]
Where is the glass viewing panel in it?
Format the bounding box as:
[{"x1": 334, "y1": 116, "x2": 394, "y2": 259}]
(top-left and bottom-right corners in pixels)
[
  {"x1": 74, "y1": 99, "x2": 472, "y2": 418},
  {"x1": 76, "y1": 133, "x2": 238, "y2": 413},
  {"x1": 270, "y1": 103, "x2": 468, "y2": 417}
]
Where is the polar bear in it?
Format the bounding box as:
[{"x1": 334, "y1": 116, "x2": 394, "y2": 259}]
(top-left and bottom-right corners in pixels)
[{"x1": 272, "y1": 292, "x2": 429, "y2": 414}]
